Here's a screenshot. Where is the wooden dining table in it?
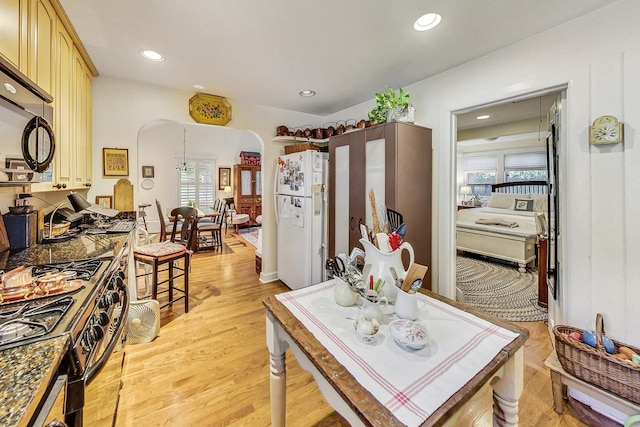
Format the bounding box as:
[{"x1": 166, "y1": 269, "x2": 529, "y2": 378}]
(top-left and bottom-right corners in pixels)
[{"x1": 264, "y1": 281, "x2": 529, "y2": 427}]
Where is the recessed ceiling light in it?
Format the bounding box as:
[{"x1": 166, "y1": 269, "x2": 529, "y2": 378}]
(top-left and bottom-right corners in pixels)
[
  {"x1": 3, "y1": 82, "x2": 17, "y2": 94},
  {"x1": 141, "y1": 50, "x2": 164, "y2": 61},
  {"x1": 299, "y1": 90, "x2": 316, "y2": 97},
  {"x1": 476, "y1": 115, "x2": 491, "y2": 120},
  {"x1": 194, "y1": 84, "x2": 205, "y2": 90},
  {"x1": 414, "y1": 13, "x2": 441, "y2": 31}
]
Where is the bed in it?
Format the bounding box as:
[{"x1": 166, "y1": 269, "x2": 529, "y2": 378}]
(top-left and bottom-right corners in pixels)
[{"x1": 456, "y1": 181, "x2": 548, "y2": 272}]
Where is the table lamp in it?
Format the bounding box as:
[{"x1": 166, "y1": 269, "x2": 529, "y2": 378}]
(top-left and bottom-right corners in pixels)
[
  {"x1": 460, "y1": 186, "x2": 472, "y2": 203},
  {"x1": 223, "y1": 185, "x2": 232, "y2": 195}
]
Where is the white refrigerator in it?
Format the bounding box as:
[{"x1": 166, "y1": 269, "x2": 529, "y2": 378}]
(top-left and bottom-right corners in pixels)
[{"x1": 275, "y1": 150, "x2": 329, "y2": 289}]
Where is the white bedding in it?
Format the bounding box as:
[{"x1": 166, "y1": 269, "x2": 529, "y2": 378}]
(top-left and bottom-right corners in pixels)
[{"x1": 457, "y1": 207, "x2": 538, "y2": 236}]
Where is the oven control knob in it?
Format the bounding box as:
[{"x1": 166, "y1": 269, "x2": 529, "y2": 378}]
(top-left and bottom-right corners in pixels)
[
  {"x1": 90, "y1": 324, "x2": 105, "y2": 342},
  {"x1": 97, "y1": 311, "x2": 110, "y2": 327},
  {"x1": 108, "y1": 291, "x2": 121, "y2": 305}
]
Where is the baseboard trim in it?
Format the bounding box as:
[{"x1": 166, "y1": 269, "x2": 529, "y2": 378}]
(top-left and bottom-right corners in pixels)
[{"x1": 260, "y1": 270, "x2": 279, "y2": 283}]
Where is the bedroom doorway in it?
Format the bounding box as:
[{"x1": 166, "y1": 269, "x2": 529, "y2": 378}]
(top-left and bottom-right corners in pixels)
[{"x1": 454, "y1": 90, "x2": 563, "y2": 322}]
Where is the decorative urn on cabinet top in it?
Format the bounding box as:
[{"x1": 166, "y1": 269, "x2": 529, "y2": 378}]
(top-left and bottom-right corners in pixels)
[{"x1": 189, "y1": 93, "x2": 232, "y2": 126}]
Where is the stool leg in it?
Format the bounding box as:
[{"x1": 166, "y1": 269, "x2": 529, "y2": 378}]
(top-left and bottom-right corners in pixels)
[
  {"x1": 152, "y1": 259, "x2": 158, "y2": 301},
  {"x1": 184, "y1": 253, "x2": 190, "y2": 313},
  {"x1": 168, "y1": 261, "x2": 174, "y2": 305}
]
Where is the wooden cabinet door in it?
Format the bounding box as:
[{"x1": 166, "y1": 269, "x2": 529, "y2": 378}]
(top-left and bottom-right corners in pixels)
[
  {"x1": 28, "y1": 0, "x2": 55, "y2": 94},
  {"x1": 328, "y1": 130, "x2": 365, "y2": 258},
  {"x1": 0, "y1": 0, "x2": 27, "y2": 70},
  {"x1": 53, "y1": 18, "x2": 73, "y2": 188}
]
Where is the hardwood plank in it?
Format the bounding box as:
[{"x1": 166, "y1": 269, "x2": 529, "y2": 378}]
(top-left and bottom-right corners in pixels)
[{"x1": 105, "y1": 232, "x2": 592, "y2": 426}]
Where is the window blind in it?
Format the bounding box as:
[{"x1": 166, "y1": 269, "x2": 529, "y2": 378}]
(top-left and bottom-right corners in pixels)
[
  {"x1": 178, "y1": 158, "x2": 216, "y2": 207},
  {"x1": 463, "y1": 155, "x2": 497, "y2": 171},
  {"x1": 504, "y1": 152, "x2": 546, "y2": 169}
]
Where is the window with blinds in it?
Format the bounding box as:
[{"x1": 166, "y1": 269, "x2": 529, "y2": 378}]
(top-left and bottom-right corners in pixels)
[
  {"x1": 178, "y1": 159, "x2": 216, "y2": 207},
  {"x1": 463, "y1": 155, "x2": 497, "y2": 196},
  {"x1": 504, "y1": 152, "x2": 547, "y2": 182}
]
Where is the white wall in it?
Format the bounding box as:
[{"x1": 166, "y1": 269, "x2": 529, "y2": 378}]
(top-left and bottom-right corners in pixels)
[
  {"x1": 326, "y1": 0, "x2": 640, "y2": 345},
  {"x1": 91, "y1": 77, "x2": 324, "y2": 281}
]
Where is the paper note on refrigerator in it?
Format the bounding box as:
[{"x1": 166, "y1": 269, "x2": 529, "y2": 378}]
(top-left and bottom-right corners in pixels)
[
  {"x1": 279, "y1": 196, "x2": 290, "y2": 218},
  {"x1": 292, "y1": 197, "x2": 304, "y2": 227}
]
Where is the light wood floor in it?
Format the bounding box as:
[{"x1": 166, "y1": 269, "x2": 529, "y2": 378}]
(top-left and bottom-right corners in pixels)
[{"x1": 108, "y1": 232, "x2": 594, "y2": 427}]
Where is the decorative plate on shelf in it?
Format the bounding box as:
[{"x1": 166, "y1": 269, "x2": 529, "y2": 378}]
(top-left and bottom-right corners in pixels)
[
  {"x1": 141, "y1": 178, "x2": 154, "y2": 190},
  {"x1": 189, "y1": 93, "x2": 232, "y2": 126}
]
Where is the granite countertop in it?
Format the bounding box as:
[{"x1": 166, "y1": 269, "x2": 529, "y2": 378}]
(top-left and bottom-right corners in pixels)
[
  {"x1": 1, "y1": 232, "x2": 129, "y2": 271},
  {"x1": 0, "y1": 229, "x2": 132, "y2": 425},
  {"x1": 0, "y1": 335, "x2": 70, "y2": 427}
]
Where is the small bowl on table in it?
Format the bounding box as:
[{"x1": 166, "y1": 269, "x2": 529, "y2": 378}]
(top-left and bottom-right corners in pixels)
[{"x1": 354, "y1": 315, "x2": 380, "y2": 344}]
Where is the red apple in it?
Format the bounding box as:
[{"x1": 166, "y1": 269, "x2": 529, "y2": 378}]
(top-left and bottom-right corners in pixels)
[{"x1": 567, "y1": 331, "x2": 582, "y2": 342}]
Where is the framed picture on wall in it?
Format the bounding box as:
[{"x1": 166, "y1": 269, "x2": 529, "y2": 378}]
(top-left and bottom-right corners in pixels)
[
  {"x1": 142, "y1": 165, "x2": 155, "y2": 178},
  {"x1": 219, "y1": 167, "x2": 231, "y2": 190},
  {"x1": 95, "y1": 195, "x2": 113, "y2": 209},
  {"x1": 103, "y1": 148, "x2": 129, "y2": 176}
]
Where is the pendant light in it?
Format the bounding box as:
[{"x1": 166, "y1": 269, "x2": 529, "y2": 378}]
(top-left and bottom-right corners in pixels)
[{"x1": 177, "y1": 124, "x2": 188, "y2": 172}]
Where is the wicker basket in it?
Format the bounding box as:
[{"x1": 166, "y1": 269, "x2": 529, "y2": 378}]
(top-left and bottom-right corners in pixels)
[
  {"x1": 553, "y1": 313, "x2": 640, "y2": 403},
  {"x1": 284, "y1": 137, "x2": 320, "y2": 154}
]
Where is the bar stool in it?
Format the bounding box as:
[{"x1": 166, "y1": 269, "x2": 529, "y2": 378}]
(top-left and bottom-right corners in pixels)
[{"x1": 133, "y1": 206, "x2": 197, "y2": 312}]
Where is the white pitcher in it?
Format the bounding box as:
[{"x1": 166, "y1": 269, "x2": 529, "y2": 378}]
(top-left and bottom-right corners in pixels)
[{"x1": 359, "y1": 238, "x2": 415, "y2": 304}]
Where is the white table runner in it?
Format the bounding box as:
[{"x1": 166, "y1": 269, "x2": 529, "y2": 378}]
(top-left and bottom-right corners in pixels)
[{"x1": 276, "y1": 281, "x2": 519, "y2": 427}]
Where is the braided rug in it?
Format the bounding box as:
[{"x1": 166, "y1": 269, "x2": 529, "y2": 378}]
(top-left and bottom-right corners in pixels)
[{"x1": 456, "y1": 255, "x2": 548, "y2": 322}]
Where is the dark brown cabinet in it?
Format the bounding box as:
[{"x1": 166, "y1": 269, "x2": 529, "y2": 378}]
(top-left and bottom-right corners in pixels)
[
  {"x1": 328, "y1": 122, "x2": 433, "y2": 289},
  {"x1": 233, "y1": 164, "x2": 262, "y2": 225}
]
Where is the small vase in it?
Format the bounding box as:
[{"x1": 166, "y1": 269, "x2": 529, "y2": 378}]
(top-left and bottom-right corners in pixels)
[{"x1": 387, "y1": 105, "x2": 415, "y2": 123}]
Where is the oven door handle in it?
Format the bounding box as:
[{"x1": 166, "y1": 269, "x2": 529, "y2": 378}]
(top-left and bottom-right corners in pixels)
[{"x1": 84, "y1": 284, "x2": 129, "y2": 385}]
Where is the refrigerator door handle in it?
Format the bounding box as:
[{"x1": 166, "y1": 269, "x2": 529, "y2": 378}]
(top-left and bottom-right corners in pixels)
[{"x1": 274, "y1": 166, "x2": 280, "y2": 226}]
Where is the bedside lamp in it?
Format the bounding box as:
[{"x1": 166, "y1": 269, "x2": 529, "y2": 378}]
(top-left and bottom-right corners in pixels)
[{"x1": 460, "y1": 186, "x2": 472, "y2": 203}]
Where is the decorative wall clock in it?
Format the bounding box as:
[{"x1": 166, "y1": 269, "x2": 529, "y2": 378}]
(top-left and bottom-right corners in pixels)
[
  {"x1": 589, "y1": 115, "x2": 623, "y2": 145},
  {"x1": 189, "y1": 93, "x2": 232, "y2": 126}
]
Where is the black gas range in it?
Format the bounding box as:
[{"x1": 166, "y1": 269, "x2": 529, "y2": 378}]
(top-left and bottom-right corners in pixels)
[{"x1": 0, "y1": 254, "x2": 130, "y2": 426}]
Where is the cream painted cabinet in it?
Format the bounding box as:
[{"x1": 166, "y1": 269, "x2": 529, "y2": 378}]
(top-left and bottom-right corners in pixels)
[
  {"x1": 0, "y1": 0, "x2": 28, "y2": 71},
  {"x1": 4, "y1": 2, "x2": 94, "y2": 193}
]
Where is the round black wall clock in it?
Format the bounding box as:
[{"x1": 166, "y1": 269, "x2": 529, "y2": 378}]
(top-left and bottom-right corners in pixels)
[{"x1": 189, "y1": 93, "x2": 232, "y2": 126}]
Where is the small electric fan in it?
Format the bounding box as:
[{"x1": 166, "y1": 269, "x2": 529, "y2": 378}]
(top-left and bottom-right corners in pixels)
[{"x1": 126, "y1": 300, "x2": 160, "y2": 344}]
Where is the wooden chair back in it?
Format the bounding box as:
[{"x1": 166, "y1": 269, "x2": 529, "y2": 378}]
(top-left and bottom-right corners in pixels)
[
  {"x1": 155, "y1": 199, "x2": 168, "y2": 242},
  {"x1": 170, "y1": 206, "x2": 198, "y2": 249}
]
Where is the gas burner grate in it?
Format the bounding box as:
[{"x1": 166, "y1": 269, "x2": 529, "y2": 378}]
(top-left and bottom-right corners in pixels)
[
  {"x1": 0, "y1": 296, "x2": 74, "y2": 347},
  {"x1": 31, "y1": 259, "x2": 105, "y2": 281}
]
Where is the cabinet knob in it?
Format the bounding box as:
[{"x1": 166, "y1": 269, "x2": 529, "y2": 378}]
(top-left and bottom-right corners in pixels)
[
  {"x1": 53, "y1": 183, "x2": 67, "y2": 189},
  {"x1": 84, "y1": 182, "x2": 92, "y2": 187}
]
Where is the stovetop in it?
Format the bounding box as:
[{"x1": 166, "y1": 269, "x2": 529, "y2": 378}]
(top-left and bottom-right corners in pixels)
[{"x1": 0, "y1": 258, "x2": 113, "y2": 351}]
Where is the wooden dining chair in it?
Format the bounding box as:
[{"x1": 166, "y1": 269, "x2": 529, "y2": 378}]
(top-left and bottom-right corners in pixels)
[
  {"x1": 155, "y1": 199, "x2": 176, "y2": 242},
  {"x1": 197, "y1": 200, "x2": 227, "y2": 251},
  {"x1": 133, "y1": 206, "x2": 198, "y2": 313}
]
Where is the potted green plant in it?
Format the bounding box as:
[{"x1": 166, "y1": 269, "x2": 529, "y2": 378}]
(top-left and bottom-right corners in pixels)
[{"x1": 367, "y1": 86, "x2": 415, "y2": 125}]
